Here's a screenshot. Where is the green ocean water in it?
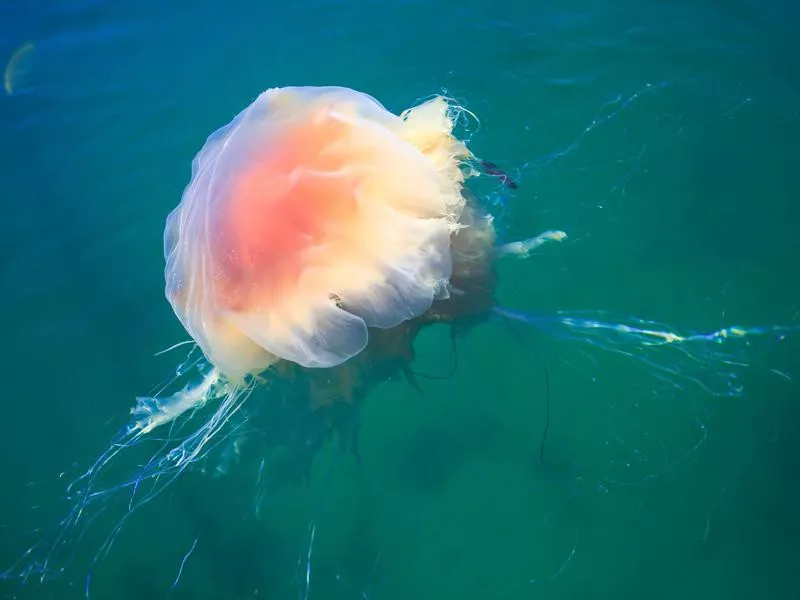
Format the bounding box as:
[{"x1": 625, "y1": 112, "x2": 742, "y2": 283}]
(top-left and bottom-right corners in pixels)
[{"x1": 1, "y1": 0, "x2": 799, "y2": 598}]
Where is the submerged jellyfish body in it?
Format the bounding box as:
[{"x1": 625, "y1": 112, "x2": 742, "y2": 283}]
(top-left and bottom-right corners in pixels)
[{"x1": 166, "y1": 86, "x2": 498, "y2": 375}]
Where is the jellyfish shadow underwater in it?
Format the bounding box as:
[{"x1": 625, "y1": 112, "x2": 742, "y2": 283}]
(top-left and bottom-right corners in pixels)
[{"x1": 3, "y1": 85, "x2": 797, "y2": 596}]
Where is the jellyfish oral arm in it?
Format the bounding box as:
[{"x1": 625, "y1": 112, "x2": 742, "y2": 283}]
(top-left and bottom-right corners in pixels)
[
  {"x1": 496, "y1": 230, "x2": 568, "y2": 259},
  {"x1": 129, "y1": 367, "x2": 230, "y2": 435}
]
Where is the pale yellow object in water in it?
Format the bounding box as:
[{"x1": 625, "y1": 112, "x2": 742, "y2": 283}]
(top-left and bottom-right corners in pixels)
[
  {"x1": 4, "y1": 41, "x2": 34, "y2": 95},
  {"x1": 496, "y1": 229, "x2": 568, "y2": 258}
]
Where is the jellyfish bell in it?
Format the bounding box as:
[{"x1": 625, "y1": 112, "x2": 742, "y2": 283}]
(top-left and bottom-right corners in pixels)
[{"x1": 164, "y1": 86, "x2": 478, "y2": 384}]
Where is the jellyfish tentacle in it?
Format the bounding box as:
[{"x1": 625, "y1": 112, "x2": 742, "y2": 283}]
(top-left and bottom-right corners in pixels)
[
  {"x1": 493, "y1": 306, "x2": 798, "y2": 397},
  {"x1": 496, "y1": 229, "x2": 568, "y2": 259},
  {"x1": 129, "y1": 367, "x2": 231, "y2": 435}
]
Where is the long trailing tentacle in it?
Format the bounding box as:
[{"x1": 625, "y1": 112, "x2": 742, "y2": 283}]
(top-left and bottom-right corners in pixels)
[{"x1": 492, "y1": 305, "x2": 798, "y2": 397}]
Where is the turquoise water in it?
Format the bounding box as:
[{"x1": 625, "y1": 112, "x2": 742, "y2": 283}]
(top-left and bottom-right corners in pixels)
[{"x1": 2, "y1": 0, "x2": 799, "y2": 598}]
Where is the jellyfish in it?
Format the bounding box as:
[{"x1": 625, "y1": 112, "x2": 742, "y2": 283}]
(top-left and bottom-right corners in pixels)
[
  {"x1": 146, "y1": 86, "x2": 794, "y2": 433},
  {"x1": 119, "y1": 85, "x2": 797, "y2": 506},
  {"x1": 7, "y1": 85, "x2": 797, "y2": 595},
  {"x1": 166, "y1": 87, "x2": 484, "y2": 378}
]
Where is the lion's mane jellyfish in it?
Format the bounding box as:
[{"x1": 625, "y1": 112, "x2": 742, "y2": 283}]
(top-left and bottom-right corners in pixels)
[
  {"x1": 115, "y1": 85, "x2": 799, "y2": 496},
  {"x1": 166, "y1": 86, "x2": 491, "y2": 382}
]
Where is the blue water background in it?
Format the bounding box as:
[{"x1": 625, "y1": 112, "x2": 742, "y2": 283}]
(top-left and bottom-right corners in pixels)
[{"x1": 1, "y1": 0, "x2": 799, "y2": 598}]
